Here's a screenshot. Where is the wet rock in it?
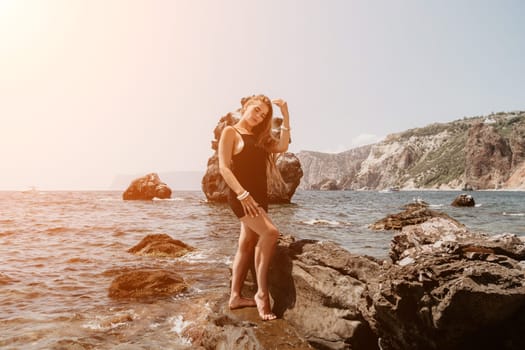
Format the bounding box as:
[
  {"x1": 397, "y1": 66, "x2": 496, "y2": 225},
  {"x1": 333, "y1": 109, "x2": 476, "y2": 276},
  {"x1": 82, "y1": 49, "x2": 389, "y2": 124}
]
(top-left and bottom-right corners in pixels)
[
  {"x1": 363, "y1": 216, "x2": 525, "y2": 350},
  {"x1": 202, "y1": 111, "x2": 303, "y2": 203},
  {"x1": 370, "y1": 202, "x2": 460, "y2": 230},
  {"x1": 269, "y1": 152, "x2": 304, "y2": 203},
  {"x1": 128, "y1": 233, "x2": 194, "y2": 258},
  {"x1": 108, "y1": 269, "x2": 187, "y2": 299},
  {"x1": 269, "y1": 237, "x2": 381, "y2": 350},
  {"x1": 195, "y1": 294, "x2": 313, "y2": 350},
  {"x1": 194, "y1": 205, "x2": 525, "y2": 350},
  {"x1": 390, "y1": 218, "x2": 525, "y2": 265},
  {"x1": 122, "y1": 173, "x2": 172, "y2": 200},
  {"x1": 451, "y1": 193, "x2": 475, "y2": 207},
  {"x1": 310, "y1": 178, "x2": 340, "y2": 190}
]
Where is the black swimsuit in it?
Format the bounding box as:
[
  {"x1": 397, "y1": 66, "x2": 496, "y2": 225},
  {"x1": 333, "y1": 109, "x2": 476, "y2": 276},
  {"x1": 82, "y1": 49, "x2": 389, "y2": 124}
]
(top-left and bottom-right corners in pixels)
[{"x1": 227, "y1": 129, "x2": 268, "y2": 218}]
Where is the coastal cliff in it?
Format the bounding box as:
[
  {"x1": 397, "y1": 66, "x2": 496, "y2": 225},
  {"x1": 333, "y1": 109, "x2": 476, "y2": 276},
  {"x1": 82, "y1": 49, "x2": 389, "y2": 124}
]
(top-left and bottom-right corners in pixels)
[{"x1": 298, "y1": 111, "x2": 525, "y2": 190}]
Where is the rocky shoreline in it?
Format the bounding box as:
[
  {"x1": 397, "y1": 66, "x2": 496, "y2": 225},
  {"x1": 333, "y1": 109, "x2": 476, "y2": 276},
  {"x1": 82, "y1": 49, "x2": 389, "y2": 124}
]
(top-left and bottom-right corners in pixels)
[{"x1": 107, "y1": 200, "x2": 525, "y2": 350}]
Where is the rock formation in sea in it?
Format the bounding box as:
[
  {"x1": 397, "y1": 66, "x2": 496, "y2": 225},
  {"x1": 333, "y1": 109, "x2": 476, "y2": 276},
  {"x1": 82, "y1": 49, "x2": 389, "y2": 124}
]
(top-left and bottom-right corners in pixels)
[
  {"x1": 451, "y1": 193, "x2": 476, "y2": 207},
  {"x1": 191, "y1": 204, "x2": 525, "y2": 350},
  {"x1": 202, "y1": 111, "x2": 303, "y2": 203},
  {"x1": 122, "y1": 173, "x2": 172, "y2": 200},
  {"x1": 369, "y1": 201, "x2": 458, "y2": 230},
  {"x1": 108, "y1": 269, "x2": 187, "y2": 299},
  {"x1": 108, "y1": 234, "x2": 193, "y2": 299},
  {"x1": 298, "y1": 111, "x2": 525, "y2": 190},
  {"x1": 127, "y1": 233, "x2": 194, "y2": 258}
]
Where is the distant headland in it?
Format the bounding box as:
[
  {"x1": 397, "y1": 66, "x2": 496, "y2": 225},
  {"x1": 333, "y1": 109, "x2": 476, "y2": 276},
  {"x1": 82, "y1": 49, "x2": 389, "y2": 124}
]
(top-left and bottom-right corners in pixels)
[{"x1": 298, "y1": 111, "x2": 525, "y2": 191}]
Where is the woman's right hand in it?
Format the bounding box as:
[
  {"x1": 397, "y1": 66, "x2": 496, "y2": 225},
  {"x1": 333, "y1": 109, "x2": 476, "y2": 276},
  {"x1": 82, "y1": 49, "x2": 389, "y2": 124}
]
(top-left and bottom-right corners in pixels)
[{"x1": 240, "y1": 194, "x2": 261, "y2": 218}]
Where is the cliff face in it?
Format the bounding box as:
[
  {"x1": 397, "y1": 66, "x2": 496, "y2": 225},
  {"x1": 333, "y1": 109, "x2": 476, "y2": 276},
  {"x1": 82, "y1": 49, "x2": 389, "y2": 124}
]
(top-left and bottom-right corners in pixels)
[
  {"x1": 298, "y1": 145, "x2": 372, "y2": 190},
  {"x1": 297, "y1": 111, "x2": 525, "y2": 190}
]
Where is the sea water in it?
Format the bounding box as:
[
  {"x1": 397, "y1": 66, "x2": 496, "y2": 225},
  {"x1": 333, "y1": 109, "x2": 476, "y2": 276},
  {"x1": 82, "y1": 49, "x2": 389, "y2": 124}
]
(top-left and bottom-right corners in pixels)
[{"x1": 1, "y1": 190, "x2": 523, "y2": 349}]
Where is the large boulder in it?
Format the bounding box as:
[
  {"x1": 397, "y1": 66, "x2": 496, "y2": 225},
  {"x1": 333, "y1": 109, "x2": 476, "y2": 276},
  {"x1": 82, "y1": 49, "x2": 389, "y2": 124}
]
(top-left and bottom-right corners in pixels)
[
  {"x1": 202, "y1": 112, "x2": 303, "y2": 203},
  {"x1": 363, "y1": 217, "x2": 525, "y2": 350},
  {"x1": 127, "y1": 233, "x2": 194, "y2": 258},
  {"x1": 122, "y1": 173, "x2": 172, "y2": 200},
  {"x1": 269, "y1": 237, "x2": 381, "y2": 350},
  {"x1": 269, "y1": 152, "x2": 304, "y2": 203},
  {"x1": 108, "y1": 269, "x2": 187, "y2": 299},
  {"x1": 451, "y1": 193, "x2": 475, "y2": 207},
  {"x1": 311, "y1": 178, "x2": 340, "y2": 191}
]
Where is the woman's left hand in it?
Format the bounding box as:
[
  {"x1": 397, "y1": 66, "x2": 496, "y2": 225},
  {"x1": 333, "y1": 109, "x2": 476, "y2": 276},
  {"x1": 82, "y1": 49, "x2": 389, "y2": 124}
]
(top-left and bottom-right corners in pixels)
[{"x1": 272, "y1": 99, "x2": 289, "y2": 119}]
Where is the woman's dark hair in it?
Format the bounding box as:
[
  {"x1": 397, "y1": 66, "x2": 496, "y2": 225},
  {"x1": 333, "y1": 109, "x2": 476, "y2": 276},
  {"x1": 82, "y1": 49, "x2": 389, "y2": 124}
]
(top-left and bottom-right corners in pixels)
[
  {"x1": 240, "y1": 94, "x2": 286, "y2": 194},
  {"x1": 240, "y1": 94, "x2": 274, "y2": 150}
]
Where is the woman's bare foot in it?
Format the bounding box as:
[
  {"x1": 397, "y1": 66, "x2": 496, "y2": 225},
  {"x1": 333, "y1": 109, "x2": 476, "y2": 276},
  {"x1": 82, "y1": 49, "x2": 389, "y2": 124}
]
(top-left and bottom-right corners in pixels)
[
  {"x1": 229, "y1": 295, "x2": 256, "y2": 310},
  {"x1": 254, "y1": 293, "x2": 277, "y2": 321}
]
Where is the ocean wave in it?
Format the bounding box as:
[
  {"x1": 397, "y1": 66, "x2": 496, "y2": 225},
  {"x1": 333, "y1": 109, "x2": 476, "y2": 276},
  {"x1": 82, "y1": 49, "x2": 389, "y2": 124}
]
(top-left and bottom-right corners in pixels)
[
  {"x1": 182, "y1": 251, "x2": 231, "y2": 265},
  {"x1": 0, "y1": 230, "x2": 16, "y2": 237},
  {"x1": 0, "y1": 273, "x2": 16, "y2": 285},
  {"x1": 152, "y1": 197, "x2": 186, "y2": 201},
  {"x1": 502, "y1": 212, "x2": 525, "y2": 217},
  {"x1": 302, "y1": 219, "x2": 350, "y2": 226},
  {"x1": 429, "y1": 204, "x2": 444, "y2": 208},
  {"x1": 475, "y1": 204, "x2": 483, "y2": 207},
  {"x1": 97, "y1": 197, "x2": 121, "y2": 202},
  {"x1": 169, "y1": 315, "x2": 193, "y2": 345},
  {"x1": 66, "y1": 257, "x2": 94, "y2": 264},
  {"x1": 82, "y1": 310, "x2": 137, "y2": 331},
  {"x1": 45, "y1": 227, "x2": 71, "y2": 235}
]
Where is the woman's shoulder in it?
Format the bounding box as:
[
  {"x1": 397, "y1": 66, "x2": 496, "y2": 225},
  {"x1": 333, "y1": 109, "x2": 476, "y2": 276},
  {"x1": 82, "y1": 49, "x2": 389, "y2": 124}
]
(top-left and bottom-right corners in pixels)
[
  {"x1": 221, "y1": 126, "x2": 242, "y2": 143},
  {"x1": 221, "y1": 125, "x2": 237, "y2": 136}
]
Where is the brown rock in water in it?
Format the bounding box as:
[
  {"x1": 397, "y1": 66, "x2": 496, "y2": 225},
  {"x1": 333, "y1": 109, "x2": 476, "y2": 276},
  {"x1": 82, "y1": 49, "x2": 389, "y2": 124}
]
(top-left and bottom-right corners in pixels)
[
  {"x1": 108, "y1": 269, "x2": 187, "y2": 299},
  {"x1": 201, "y1": 111, "x2": 303, "y2": 203},
  {"x1": 312, "y1": 178, "x2": 340, "y2": 190},
  {"x1": 128, "y1": 233, "x2": 194, "y2": 258},
  {"x1": 269, "y1": 152, "x2": 304, "y2": 203},
  {"x1": 451, "y1": 193, "x2": 475, "y2": 207},
  {"x1": 122, "y1": 173, "x2": 172, "y2": 200},
  {"x1": 370, "y1": 201, "x2": 459, "y2": 230}
]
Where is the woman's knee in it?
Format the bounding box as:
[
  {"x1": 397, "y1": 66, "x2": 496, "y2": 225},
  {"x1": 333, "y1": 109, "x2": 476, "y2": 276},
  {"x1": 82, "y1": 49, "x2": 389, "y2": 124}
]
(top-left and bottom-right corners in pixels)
[
  {"x1": 238, "y1": 235, "x2": 258, "y2": 252},
  {"x1": 264, "y1": 227, "x2": 280, "y2": 241}
]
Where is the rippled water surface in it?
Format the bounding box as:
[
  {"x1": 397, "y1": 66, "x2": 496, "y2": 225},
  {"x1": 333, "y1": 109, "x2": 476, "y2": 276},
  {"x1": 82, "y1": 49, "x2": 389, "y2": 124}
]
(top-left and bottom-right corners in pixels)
[{"x1": 1, "y1": 190, "x2": 523, "y2": 349}]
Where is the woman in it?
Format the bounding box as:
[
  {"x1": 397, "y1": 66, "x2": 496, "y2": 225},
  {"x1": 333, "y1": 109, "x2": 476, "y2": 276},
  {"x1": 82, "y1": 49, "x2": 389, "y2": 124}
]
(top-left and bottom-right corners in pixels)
[{"x1": 218, "y1": 94, "x2": 290, "y2": 321}]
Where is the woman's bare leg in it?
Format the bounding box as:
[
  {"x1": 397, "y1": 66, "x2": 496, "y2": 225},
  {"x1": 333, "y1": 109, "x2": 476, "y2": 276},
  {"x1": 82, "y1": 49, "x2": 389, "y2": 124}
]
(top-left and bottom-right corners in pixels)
[
  {"x1": 229, "y1": 222, "x2": 259, "y2": 309},
  {"x1": 241, "y1": 211, "x2": 279, "y2": 320}
]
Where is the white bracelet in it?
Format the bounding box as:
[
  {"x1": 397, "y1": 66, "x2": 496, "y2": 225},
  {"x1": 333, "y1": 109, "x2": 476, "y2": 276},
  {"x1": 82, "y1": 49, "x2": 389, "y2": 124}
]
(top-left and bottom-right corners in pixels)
[
  {"x1": 236, "y1": 191, "x2": 250, "y2": 201},
  {"x1": 280, "y1": 125, "x2": 291, "y2": 131}
]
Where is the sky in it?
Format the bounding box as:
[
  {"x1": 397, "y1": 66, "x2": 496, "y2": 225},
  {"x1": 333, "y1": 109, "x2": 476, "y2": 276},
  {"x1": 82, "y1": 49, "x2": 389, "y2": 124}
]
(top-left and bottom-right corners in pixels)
[{"x1": 1, "y1": 0, "x2": 524, "y2": 190}]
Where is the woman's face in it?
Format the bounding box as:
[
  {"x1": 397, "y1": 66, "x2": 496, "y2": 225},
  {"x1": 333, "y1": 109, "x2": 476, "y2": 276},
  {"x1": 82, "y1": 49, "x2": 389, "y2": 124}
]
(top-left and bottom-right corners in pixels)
[{"x1": 243, "y1": 100, "x2": 270, "y2": 127}]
